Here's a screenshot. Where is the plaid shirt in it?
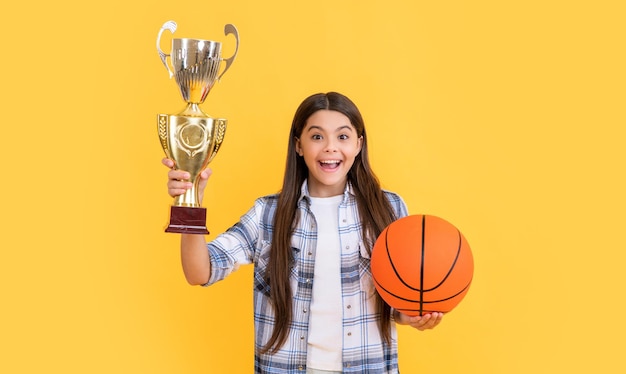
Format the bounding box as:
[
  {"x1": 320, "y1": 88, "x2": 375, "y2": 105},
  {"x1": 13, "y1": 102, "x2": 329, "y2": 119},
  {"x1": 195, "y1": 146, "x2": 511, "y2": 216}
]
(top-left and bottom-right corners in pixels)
[{"x1": 206, "y1": 181, "x2": 408, "y2": 373}]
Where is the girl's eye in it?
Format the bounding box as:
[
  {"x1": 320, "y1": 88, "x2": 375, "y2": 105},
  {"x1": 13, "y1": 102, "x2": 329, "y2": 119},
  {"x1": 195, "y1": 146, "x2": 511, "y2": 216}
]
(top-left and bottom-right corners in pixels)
[
  {"x1": 339, "y1": 134, "x2": 349, "y2": 140},
  {"x1": 312, "y1": 134, "x2": 323, "y2": 140}
]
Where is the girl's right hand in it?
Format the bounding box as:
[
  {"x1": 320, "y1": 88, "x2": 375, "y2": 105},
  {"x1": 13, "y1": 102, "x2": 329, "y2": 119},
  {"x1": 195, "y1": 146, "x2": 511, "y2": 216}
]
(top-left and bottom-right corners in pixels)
[{"x1": 162, "y1": 158, "x2": 213, "y2": 202}]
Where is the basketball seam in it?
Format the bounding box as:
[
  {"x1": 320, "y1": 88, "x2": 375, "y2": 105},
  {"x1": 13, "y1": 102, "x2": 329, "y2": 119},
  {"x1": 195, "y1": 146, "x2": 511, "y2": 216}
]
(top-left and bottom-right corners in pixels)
[
  {"x1": 384, "y1": 227, "x2": 417, "y2": 291},
  {"x1": 419, "y1": 215, "x2": 425, "y2": 315},
  {"x1": 372, "y1": 277, "x2": 422, "y2": 303},
  {"x1": 422, "y1": 229, "x2": 463, "y2": 292},
  {"x1": 422, "y1": 281, "x2": 473, "y2": 303}
]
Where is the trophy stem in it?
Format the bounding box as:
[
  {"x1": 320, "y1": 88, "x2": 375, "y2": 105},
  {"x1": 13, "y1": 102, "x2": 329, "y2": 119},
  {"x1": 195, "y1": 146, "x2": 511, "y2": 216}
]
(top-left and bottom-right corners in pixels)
[
  {"x1": 178, "y1": 103, "x2": 209, "y2": 117},
  {"x1": 174, "y1": 186, "x2": 201, "y2": 208}
]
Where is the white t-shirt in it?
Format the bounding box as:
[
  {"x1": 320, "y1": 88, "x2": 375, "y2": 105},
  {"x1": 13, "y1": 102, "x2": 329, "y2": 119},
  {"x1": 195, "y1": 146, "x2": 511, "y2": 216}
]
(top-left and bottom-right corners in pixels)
[{"x1": 306, "y1": 195, "x2": 344, "y2": 371}]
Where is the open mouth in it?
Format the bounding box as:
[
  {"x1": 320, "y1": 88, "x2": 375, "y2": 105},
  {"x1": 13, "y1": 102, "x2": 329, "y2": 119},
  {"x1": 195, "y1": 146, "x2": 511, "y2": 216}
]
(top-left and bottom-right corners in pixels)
[{"x1": 319, "y1": 159, "x2": 341, "y2": 170}]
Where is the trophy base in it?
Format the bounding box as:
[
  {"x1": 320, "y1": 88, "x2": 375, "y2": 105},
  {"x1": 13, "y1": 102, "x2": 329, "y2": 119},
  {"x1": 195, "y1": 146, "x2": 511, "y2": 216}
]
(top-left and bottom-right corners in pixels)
[{"x1": 165, "y1": 206, "x2": 210, "y2": 235}]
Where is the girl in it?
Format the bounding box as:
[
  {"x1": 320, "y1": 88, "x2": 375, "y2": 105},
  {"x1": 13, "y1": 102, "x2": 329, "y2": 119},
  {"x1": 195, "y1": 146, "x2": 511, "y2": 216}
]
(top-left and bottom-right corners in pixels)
[{"x1": 163, "y1": 92, "x2": 443, "y2": 373}]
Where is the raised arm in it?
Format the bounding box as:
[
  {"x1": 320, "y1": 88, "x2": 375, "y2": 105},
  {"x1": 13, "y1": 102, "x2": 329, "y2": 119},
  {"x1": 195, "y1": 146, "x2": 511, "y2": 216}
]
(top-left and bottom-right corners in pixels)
[{"x1": 163, "y1": 157, "x2": 213, "y2": 285}]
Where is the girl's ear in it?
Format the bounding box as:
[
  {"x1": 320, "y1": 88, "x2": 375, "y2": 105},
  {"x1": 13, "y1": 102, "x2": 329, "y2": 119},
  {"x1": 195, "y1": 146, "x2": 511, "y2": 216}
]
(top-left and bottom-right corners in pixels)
[
  {"x1": 356, "y1": 136, "x2": 363, "y2": 154},
  {"x1": 295, "y1": 137, "x2": 303, "y2": 156}
]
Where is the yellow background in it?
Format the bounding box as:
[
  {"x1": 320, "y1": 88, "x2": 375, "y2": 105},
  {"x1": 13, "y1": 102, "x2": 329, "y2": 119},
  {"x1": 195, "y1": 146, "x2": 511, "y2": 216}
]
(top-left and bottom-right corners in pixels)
[{"x1": 1, "y1": 0, "x2": 625, "y2": 373}]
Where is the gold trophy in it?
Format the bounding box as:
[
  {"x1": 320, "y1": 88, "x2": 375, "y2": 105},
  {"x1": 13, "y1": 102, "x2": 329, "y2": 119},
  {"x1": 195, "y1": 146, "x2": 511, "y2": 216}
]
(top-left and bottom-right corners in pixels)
[{"x1": 156, "y1": 20, "x2": 239, "y2": 234}]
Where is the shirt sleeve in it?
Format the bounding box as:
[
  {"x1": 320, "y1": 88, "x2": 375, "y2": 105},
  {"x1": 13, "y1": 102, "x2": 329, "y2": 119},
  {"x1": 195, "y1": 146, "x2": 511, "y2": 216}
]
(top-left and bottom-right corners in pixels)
[
  {"x1": 383, "y1": 190, "x2": 409, "y2": 219},
  {"x1": 204, "y1": 198, "x2": 265, "y2": 286}
]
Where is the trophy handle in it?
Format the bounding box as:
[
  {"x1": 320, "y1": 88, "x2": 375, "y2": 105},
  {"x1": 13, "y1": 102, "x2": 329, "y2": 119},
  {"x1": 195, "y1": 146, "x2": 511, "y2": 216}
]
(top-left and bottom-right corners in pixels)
[
  {"x1": 157, "y1": 20, "x2": 177, "y2": 79},
  {"x1": 218, "y1": 24, "x2": 240, "y2": 81}
]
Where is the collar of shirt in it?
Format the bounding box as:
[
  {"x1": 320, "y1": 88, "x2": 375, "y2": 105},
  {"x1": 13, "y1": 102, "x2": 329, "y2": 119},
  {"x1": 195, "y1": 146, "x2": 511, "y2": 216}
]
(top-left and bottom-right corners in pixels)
[{"x1": 297, "y1": 179, "x2": 355, "y2": 206}]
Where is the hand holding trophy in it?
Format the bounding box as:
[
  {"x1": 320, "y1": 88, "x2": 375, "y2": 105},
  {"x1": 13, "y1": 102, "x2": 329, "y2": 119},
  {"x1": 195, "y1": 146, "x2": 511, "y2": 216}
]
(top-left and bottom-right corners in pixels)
[{"x1": 156, "y1": 20, "x2": 240, "y2": 234}]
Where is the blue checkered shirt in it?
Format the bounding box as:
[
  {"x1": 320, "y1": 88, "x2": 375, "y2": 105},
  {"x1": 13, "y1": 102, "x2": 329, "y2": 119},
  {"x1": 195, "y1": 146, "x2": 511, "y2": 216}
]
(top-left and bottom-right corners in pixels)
[{"x1": 206, "y1": 181, "x2": 408, "y2": 373}]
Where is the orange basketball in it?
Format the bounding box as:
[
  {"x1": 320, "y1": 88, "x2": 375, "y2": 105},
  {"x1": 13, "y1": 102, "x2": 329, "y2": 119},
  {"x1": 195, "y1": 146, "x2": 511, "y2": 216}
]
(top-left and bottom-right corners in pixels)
[{"x1": 371, "y1": 214, "x2": 474, "y2": 316}]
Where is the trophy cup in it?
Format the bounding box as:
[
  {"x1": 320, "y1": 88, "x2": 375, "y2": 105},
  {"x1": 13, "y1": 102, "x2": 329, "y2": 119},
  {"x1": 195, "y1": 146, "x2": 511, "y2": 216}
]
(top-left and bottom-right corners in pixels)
[{"x1": 156, "y1": 20, "x2": 239, "y2": 234}]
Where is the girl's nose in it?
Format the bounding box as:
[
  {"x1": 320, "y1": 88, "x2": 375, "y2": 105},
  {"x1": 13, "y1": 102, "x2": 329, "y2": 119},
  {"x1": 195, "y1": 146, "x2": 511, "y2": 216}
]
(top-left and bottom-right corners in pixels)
[{"x1": 324, "y1": 139, "x2": 338, "y2": 152}]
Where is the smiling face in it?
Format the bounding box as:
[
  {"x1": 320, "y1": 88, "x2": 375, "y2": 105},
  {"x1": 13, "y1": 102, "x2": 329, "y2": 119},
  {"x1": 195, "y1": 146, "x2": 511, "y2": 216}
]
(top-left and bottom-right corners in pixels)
[{"x1": 295, "y1": 109, "x2": 363, "y2": 197}]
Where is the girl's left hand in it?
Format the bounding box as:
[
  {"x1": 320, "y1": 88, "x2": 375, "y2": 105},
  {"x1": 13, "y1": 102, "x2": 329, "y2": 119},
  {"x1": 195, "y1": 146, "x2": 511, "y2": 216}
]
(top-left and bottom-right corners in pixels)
[{"x1": 394, "y1": 311, "x2": 444, "y2": 331}]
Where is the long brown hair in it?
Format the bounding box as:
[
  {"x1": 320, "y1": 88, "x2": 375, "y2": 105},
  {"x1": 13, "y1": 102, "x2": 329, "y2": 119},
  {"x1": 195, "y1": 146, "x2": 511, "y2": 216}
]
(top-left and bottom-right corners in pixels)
[{"x1": 261, "y1": 92, "x2": 398, "y2": 353}]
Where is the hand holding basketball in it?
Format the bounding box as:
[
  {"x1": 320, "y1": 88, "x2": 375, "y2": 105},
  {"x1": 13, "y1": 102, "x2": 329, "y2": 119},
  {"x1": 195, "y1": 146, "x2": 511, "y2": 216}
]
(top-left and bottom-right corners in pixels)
[{"x1": 394, "y1": 310, "x2": 444, "y2": 331}]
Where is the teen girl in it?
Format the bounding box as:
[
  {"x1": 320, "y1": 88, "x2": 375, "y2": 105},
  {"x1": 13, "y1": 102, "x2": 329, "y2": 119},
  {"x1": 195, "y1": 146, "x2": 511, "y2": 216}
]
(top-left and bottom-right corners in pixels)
[{"x1": 163, "y1": 92, "x2": 443, "y2": 373}]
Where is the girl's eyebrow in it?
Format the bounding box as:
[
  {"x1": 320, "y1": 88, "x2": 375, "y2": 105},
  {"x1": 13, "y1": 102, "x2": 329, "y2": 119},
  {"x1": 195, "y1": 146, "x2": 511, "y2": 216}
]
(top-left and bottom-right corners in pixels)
[{"x1": 305, "y1": 125, "x2": 354, "y2": 133}]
